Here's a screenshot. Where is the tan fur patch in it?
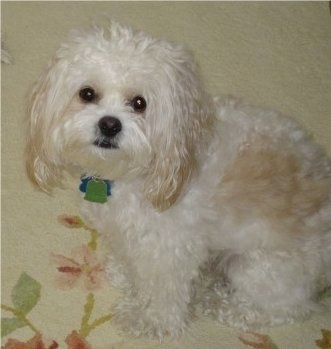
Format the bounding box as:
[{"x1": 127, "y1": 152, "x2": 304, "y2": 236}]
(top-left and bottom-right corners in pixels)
[{"x1": 218, "y1": 139, "x2": 330, "y2": 233}]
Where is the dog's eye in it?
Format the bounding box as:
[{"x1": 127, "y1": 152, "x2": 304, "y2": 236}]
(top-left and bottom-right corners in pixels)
[
  {"x1": 79, "y1": 87, "x2": 97, "y2": 103},
  {"x1": 131, "y1": 96, "x2": 147, "y2": 113}
]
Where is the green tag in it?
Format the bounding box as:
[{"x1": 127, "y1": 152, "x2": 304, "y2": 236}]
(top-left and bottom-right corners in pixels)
[{"x1": 84, "y1": 179, "x2": 108, "y2": 203}]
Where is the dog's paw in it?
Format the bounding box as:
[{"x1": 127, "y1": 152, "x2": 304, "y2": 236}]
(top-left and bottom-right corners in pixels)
[
  {"x1": 202, "y1": 281, "x2": 266, "y2": 330},
  {"x1": 112, "y1": 300, "x2": 187, "y2": 340},
  {"x1": 202, "y1": 282, "x2": 299, "y2": 330}
]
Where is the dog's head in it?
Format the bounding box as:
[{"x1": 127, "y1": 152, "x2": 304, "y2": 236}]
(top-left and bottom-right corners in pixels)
[{"x1": 26, "y1": 22, "x2": 214, "y2": 210}]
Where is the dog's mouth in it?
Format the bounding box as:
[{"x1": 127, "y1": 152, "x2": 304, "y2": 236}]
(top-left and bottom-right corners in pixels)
[{"x1": 93, "y1": 138, "x2": 119, "y2": 149}]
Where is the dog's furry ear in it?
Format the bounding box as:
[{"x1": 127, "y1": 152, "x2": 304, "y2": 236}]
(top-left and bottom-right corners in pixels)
[
  {"x1": 144, "y1": 45, "x2": 213, "y2": 211},
  {"x1": 144, "y1": 142, "x2": 196, "y2": 212},
  {"x1": 25, "y1": 58, "x2": 70, "y2": 192}
]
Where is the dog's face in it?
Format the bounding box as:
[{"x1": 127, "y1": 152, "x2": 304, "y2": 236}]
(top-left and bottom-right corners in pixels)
[{"x1": 26, "y1": 23, "x2": 213, "y2": 210}]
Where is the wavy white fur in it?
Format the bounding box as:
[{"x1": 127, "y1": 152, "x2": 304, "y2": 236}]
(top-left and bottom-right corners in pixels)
[{"x1": 26, "y1": 22, "x2": 331, "y2": 339}]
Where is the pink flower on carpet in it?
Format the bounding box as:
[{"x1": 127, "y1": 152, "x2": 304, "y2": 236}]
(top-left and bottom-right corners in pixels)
[
  {"x1": 2, "y1": 334, "x2": 58, "y2": 349},
  {"x1": 65, "y1": 331, "x2": 91, "y2": 349},
  {"x1": 51, "y1": 245, "x2": 106, "y2": 290},
  {"x1": 238, "y1": 332, "x2": 278, "y2": 349},
  {"x1": 316, "y1": 329, "x2": 331, "y2": 349},
  {"x1": 57, "y1": 215, "x2": 85, "y2": 229}
]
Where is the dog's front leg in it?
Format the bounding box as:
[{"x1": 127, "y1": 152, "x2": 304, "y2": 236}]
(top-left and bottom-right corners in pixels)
[{"x1": 112, "y1": 239, "x2": 202, "y2": 339}]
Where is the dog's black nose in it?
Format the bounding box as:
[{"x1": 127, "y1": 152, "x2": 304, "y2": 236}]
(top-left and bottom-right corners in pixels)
[{"x1": 98, "y1": 116, "x2": 122, "y2": 138}]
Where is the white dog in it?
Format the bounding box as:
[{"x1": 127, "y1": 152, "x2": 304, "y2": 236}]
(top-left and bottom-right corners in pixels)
[{"x1": 26, "y1": 22, "x2": 331, "y2": 338}]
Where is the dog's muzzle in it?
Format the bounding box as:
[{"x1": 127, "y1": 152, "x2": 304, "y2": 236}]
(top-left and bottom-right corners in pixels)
[{"x1": 94, "y1": 116, "x2": 122, "y2": 149}]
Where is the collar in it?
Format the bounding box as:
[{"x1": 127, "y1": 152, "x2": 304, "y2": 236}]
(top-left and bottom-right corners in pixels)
[{"x1": 79, "y1": 175, "x2": 113, "y2": 204}]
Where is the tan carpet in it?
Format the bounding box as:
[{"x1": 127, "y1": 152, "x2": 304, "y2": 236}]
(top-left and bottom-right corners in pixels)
[{"x1": 2, "y1": 2, "x2": 331, "y2": 348}]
